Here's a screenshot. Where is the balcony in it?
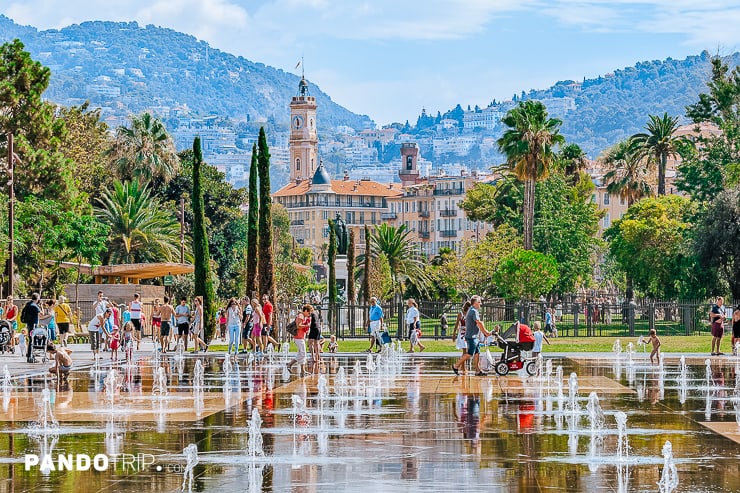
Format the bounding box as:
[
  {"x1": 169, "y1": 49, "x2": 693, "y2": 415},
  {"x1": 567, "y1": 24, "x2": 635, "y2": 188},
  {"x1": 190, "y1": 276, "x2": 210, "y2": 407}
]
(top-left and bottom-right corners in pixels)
[
  {"x1": 380, "y1": 212, "x2": 397, "y2": 220},
  {"x1": 439, "y1": 209, "x2": 457, "y2": 217},
  {"x1": 290, "y1": 219, "x2": 304, "y2": 226},
  {"x1": 433, "y1": 188, "x2": 464, "y2": 196},
  {"x1": 419, "y1": 210, "x2": 430, "y2": 218},
  {"x1": 419, "y1": 231, "x2": 430, "y2": 239},
  {"x1": 440, "y1": 230, "x2": 457, "y2": 238}
]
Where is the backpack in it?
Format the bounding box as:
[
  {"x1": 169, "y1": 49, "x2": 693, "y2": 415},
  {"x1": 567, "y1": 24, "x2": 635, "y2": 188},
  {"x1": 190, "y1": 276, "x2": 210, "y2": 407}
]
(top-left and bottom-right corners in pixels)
[
  {"x1": 286, "y1": 320, "x2": 298, "y2": 337},
  {"x1": 20, "y1": 302, "x2": 32, "y2": 325}
]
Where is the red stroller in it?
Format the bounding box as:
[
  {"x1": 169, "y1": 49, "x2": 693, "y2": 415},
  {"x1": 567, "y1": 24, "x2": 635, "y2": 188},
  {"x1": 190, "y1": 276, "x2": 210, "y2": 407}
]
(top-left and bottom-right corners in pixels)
[{"x1": 493, "y1": 322, "x2": 536, "y2": 376}]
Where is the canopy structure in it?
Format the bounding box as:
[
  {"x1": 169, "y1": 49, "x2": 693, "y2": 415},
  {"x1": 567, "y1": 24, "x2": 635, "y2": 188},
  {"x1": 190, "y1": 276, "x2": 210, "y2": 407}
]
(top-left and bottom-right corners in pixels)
[{"x1": 46, "y1": 261, "x2": 194, "y2": 284}]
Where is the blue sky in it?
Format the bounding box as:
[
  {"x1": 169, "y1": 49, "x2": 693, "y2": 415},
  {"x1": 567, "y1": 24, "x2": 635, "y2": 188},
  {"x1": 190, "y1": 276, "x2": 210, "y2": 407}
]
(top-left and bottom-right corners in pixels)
[{"x1": 4, "y1": 0, "x2": 740, "y2": 125}]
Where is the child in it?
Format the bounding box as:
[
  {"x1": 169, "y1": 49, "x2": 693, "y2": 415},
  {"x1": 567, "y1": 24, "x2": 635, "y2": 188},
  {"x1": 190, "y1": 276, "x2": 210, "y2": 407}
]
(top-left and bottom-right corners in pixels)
[
  {"x1": 532, "y1": 321, "x2": 550, "y2": 359},
  {"x1": 110, "y1": 327, "x2": 120, "y2": 362},
  {"x1": 47, "y1": 343, "x2": 72, "y2": 382},
  {"x1": 410, "y1": 323, "x2": 426, "y2": 353},
  {"x1": 122, "y1": 321, "x2": 134, "y2": 363},
  {"x1": 328, "y1": 334, "x2": 338, "y2": 353},
  {"x1": 649, "y1": 328, "x2": 661, "y2": 365}
]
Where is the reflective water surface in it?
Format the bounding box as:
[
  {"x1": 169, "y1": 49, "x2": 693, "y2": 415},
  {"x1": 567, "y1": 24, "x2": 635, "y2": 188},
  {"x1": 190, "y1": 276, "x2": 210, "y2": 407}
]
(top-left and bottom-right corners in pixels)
[{"x1": 1, "y1": 350, "x2": 740, "y2": 492}]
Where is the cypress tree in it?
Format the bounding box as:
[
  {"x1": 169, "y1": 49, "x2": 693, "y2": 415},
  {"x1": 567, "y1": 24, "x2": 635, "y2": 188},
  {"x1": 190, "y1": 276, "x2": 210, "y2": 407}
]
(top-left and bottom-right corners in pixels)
[
  {"x1": 192, "y1": 137, "x2": 216, "y2": 340},
  {"x1": 257, "y1": 127, "x2": 275, "y2": 303},
  {"x1": 362, "y1": 225, "x2": 372, "y2": 304},
  {"x1": 328, "y1": 219, "x2": 337, "y2": 333},
  {"x1": 347, "y1": 228, "x2": 356, "y2": 304},
  {"x1": 246, "y1": 143, "x2": 259, "y2": 298}
]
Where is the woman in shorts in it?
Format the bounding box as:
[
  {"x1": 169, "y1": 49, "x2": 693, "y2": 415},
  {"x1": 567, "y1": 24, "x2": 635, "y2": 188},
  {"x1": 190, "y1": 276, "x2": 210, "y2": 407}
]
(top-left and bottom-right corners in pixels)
[
  {"x1": 190, "y1": 296, "x2": 207, "y2": 353},
  {"x1": 250, "y1": 299, "x2": 265, "y2": 353}
]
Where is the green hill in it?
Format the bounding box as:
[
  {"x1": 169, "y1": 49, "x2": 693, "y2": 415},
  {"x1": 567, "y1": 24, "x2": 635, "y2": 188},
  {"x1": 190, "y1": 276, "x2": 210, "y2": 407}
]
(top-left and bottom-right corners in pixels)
[{"x1": 0, "y1": 15, "x2": 372, "y2": 129}]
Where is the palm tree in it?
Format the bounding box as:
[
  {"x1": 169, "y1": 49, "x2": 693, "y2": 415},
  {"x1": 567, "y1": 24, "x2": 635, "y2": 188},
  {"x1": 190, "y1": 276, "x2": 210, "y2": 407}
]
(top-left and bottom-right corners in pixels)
[
  {"x1": 497, "y1": 100, "x2": 565, "y2": 249},
  {"x1": 602, "y1": 139, "x2": 653, "y2": 207},
  {"x1": 111, "y1": 112, "x2": 180, "y2": 184},
  {"x1": 359, "y1": 224, "x2": 429, "y2": 299},
  {"x1": 559, "y1": 143, "x2": 588, "y2": 181},
  {"x1": 602, "y1": 139, "x2": 652, "y2": 301},
  {"x1": 94, "y1": 180, "x2": 182, "y2": 264},
  {"x1": 630, "y1": 113, "x2": 688, "y2": 196}
]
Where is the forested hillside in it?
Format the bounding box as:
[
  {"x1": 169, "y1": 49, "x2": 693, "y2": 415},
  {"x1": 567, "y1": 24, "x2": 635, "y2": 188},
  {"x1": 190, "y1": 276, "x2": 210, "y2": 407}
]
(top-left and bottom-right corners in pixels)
[{"x1": 0, "y1": 15, "x2": 372, "y2": 129}]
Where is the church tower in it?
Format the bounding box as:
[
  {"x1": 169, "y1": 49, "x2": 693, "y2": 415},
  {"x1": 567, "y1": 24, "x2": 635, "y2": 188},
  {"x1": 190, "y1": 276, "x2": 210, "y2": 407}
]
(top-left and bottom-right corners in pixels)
[
  {"x1": 289, "y1": 77, "x2": 319, "y2": 182},
  {"x1": 399, "y1": 142, "x2": 421, "y2": 186}
]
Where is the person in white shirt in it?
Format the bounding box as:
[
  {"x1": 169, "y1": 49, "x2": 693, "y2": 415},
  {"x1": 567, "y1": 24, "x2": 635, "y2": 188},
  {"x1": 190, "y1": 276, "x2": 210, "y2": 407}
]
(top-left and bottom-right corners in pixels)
[
  {"x1": 130, "y1": 293, "x2": 143, "y2": 349},
  {"x1": 405, "y1": 299, "x2": 424, "y2": 352}
]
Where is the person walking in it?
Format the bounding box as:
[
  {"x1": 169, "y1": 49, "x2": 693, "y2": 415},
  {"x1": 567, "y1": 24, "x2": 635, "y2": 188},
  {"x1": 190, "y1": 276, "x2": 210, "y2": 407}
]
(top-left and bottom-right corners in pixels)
[
  {"x1": 129, "y1": 293, "x2": 144, "y2": 350},
  {"x1": 175, "y1": 297, "x2": 191, "y2": 352},
  {"x1": 532, "y1": 321, "x2": 550, "y2": 359},
  {"x1": 733, "y1": 305, "x2": 740, "y2": 356},
  {"x1": 286, "y1": 304, "x2": 311, "y2": 374},
  {"x1": 151, "y1": 298, "x2": 162, "y2": 343},
  {"x1": 87, "y1": 307, "x2": 112, "y2": 360},
  {"x1": 24, "y1": 293, "x2": 42, "y2": 363},
  {"x1": 454, "y1": 301, "x2": 472, "y2": 357},
  {"x1": 366, "y1": 297, "x2": 384, "y2": 353},
  {"x1": 453, "y1": 296, "x2": 490, "y2": 376},
  {"x1": 226, "y1": 298, "x2": 242, "y2": 355},
  {"x1": 54, "y1": 296, "x2": 72, "y2": 347},
  {"x1": 40, "y1": 299, "x2": 58, "y2": 343},
  {"x1": 191, "y1": 296, "x2": 207, "y2": 353},
  {"x1": 251, "y1": 299, "x2": 266, "y2": 354},
  {"x1": 710, "y1": 296, "x2": 726, "y2": 356},
  {"x1": 241, "y1": 298, "x2": 254, "y2": 352},
  {"x1": 307, "y1": 304, "x2": 322, "y2": 372},
  {"x1": 157, "y1": 297, "x2": 176, "y2": 353},
  {"x1": 405, "y1": 299, "x2": 420, "y2": 345}
]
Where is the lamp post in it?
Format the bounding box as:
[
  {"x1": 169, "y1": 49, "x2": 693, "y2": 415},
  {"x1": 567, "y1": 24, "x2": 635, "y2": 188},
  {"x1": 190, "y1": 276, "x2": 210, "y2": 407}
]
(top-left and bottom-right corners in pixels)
[
  {"x1": 6, "y1": 134, "x2": 15, "y2": 298},
  {"x1": 179, "y1": 196, "x2": 185, "y2": 264}
]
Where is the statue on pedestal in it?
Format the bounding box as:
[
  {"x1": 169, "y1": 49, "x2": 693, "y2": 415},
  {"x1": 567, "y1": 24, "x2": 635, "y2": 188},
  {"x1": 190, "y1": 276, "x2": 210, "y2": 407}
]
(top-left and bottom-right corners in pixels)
[{"x1": 334, "y1": 213, "x2": 348, "y2": 255}]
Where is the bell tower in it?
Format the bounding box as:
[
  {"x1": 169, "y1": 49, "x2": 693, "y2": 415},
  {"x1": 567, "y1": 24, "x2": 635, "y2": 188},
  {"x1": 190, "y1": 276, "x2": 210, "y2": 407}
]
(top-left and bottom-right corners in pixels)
[
  {"x1": 399, "y1": 142, "x2": 421, "y2": 186},
  {"x1": 289, "y1": 76, "x2": 319, "y2": 182}
]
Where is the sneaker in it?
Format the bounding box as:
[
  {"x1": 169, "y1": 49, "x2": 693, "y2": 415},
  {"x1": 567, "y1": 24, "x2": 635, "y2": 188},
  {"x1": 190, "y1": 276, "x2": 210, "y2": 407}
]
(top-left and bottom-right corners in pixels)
[
  {"x1": 711, "y1": 352, "x2": 717, "y2": 356},
  {"x1": 452, "y1": 366, "x2": 459, "y2": 375},
  {"x1": 718, "y1": 352, "x2": 725, "y2": 356}
]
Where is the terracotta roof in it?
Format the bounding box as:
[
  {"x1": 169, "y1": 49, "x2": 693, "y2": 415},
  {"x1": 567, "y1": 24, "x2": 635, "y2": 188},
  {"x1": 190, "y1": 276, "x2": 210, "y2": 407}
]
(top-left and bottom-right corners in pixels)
[{"x1": 273, "y1": 179, "x2": 402, "y2": 198}]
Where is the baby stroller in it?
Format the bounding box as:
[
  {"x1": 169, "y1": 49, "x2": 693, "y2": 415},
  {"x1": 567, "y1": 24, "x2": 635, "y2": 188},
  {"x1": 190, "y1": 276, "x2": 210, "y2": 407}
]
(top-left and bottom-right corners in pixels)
[
  {"x1": 0, "y1": 320, "x2": 13, "y2": 354},
  {"x1": 29, "y1": 325, "x2": 49, "y2": 363},
  {"x1": 492, "y1": 322, "x2": 536, "y2": 376}
]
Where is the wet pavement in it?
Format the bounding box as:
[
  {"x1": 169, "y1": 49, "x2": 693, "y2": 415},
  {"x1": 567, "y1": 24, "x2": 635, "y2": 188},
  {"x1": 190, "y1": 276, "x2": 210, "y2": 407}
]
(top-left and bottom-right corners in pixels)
[{"x1": 1, "y1": 347, "x2": 740, "y2": 492}]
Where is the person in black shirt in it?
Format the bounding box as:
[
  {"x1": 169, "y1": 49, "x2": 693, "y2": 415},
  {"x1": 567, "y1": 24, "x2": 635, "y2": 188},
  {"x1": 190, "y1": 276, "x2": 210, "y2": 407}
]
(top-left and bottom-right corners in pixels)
[{"x1": 25, "y1": 293, "x2": 42, "y2": 362}]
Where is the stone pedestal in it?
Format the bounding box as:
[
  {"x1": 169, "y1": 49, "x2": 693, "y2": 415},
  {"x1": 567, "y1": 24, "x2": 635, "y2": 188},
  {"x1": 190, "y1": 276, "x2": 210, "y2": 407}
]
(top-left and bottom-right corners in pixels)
[{"x1": 335, "y1": 255, "x2": 348, "y2": 297}]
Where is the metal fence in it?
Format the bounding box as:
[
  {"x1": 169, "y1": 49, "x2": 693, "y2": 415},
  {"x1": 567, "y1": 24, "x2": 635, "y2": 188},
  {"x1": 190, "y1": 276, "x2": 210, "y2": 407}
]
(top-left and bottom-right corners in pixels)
[{"x1": 282, "y1": 299, "x2": 732, "y2": 340}]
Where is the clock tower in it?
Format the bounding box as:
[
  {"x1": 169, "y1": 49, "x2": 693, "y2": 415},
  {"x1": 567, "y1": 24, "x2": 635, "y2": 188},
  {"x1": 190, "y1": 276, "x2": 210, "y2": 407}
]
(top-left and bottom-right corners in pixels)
[{"x1": 289, "y1": 77, "x2": 319, "y2": 182}]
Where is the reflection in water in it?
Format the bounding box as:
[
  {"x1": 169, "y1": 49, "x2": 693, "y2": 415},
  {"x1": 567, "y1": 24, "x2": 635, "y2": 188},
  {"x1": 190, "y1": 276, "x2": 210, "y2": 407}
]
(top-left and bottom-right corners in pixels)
[{"x1": 1, "y1": 355, "x2": 739, "y2": 491}]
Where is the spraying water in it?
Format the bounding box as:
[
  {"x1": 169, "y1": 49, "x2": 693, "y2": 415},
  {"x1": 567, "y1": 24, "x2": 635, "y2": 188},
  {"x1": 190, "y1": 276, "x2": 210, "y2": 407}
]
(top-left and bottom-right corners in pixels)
[
  {"x1": 705, "y1": 359, "x2": 713, "y2": 389},
  {"x1": 317, "y1": 374, "x2": 329, "y2": 401},
  {"x1": 193, "y1": 360, "x2": 204, "y2": 392},
  {"x1": 555, "y1": 366, "x2": 565, "y2": 411},
  {"x1": 566, "y1": 372, "x2": 579, "y2": 414},
  {"x1": 366, "y1": 352, "x2": 376, "y2": 373},
  {"x1": 247, "y1": 407, "x2": 264, "y2": 458},
  {"x1": 152, "y1": 367, "x2": 168, "y2": 395},
  {"x1": 657, "y1": 440, "x2": 679, "y2": 492},
  {"x1": 613, "y1": 339, "x2": 622, "y2": 358},
  {"x1": 586, "y1": 392, "x2": 605, "y2": 465},
  {"x1": 223, "y1": 355, "x2": 233, "y2": 379},
  {"x1": 104, "y1": 369, "x2": 120, "y2": 406},
  {"x1": 615, "y1": 411, "x2": 630, "y2": 461},
  {"x1": 174, "y1": 340, "x2": 185, "y2": 361},
  {"x1": 626, "y1": 342, "x2": 634, "y2": 365},
  {"x1": 335, "y1": 366, "x2": 347, "y2": 398},
  {"x1": 30, "y1": 388, "x2": 59, "y2": 436},
  {"x1": 181, "y1": 444, "x2": 198, "y2": 493}
]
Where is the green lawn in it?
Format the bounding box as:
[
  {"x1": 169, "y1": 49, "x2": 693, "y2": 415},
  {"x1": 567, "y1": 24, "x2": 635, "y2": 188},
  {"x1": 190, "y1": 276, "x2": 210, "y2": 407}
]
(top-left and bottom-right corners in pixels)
[{"x1": 207, "y1": 335, "x2": 722, "y2": 354}]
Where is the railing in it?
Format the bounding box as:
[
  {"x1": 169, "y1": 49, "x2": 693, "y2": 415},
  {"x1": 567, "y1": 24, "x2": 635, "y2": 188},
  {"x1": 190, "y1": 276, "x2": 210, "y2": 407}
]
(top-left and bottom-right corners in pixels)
[
  {"x1": 439, "y1": 209, "x2": 457, "y2": 217},
  {"x1": 433, "y1": 188, "x2": 464, "y2": 196},
  {"x1": 439, "y1": 229, "x2": 457, "y2": 237},
  {"x1": 419, "y1": 210, "x2": 430, "y2": 218},
  {"x1": 290, "y1": 219, "x2": 304, "y2": 226},
  {"x1": 419, "y1": 231, "x2": 430, "y2": 239},
  {"x1": 380, "y1": 212, "x2": 397, "y2": 220},
  {"x1": 279, "y1": 298, "x2": 726, "y2": 341}
]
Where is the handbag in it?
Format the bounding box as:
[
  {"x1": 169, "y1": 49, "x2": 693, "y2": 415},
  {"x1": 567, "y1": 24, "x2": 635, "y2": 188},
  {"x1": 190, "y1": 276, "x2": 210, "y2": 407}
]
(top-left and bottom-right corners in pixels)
[{"x1": 286, "y1": 320, "x2": 298, "y2": 337}]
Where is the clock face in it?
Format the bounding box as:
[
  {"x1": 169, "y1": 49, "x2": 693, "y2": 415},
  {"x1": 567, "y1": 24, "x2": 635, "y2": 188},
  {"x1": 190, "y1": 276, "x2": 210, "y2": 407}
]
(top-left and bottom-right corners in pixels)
[{"x1": 292, "y1": 115, "x2": 304, "y2": 129}]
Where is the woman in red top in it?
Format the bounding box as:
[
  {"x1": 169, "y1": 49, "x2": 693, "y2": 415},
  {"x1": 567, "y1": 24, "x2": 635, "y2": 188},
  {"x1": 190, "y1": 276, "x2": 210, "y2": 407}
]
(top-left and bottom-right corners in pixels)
[
  {"x1": 4, "y1": 296, "x2": 18, "y2": 346},
  {"x1": 286, "y1": 305, "x2": 311, "y2": 374}
]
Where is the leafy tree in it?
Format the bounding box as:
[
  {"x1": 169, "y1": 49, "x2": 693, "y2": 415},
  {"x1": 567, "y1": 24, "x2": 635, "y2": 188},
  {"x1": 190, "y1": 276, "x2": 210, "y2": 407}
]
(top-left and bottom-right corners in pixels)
[
  {"x1": 58, "y1": 213, "x2": 110, "y2": 309},
  {"x1": 602, "y1": 139, "x2": 653, "y2": 207},
  {"x1": 246, "y1": 143, "x2": 259, "y2": 297},
  {"x1": 191, "y1": 137, "x2": 216, "y2": 340},
  {"x1": 693, "y1": 187, "x2": 740, "y2": 299},
  {"x1": 460, "y1": 179, "x2": 522, "y2": 229},
  {"x1": 602, "y1": 139, "x2": 653, "y2": 299},
  {"x1": 558, "y1": 143, "x2": 588, "y2": 181},
  {"x1": 493, "y1": 249, "x2": 559, "y2": 301},
  {"x1": 497, "y1": 100, "x2": 565, "y2": 249},
  {"x1": 365, "y1": 223, "x2": 428, "y2": 299},
  {"x1": 0, "y1": 39, "x2": 78, "y2": 205},
  {"x1": 604, "y1": 195, "x2": 699, "y2": 298},
  {"x1": 15, "y1": 197, "x2": 67, "y2": 294},
  {"x1": 58, "y1": 103, "x2": 113, "y2": 200},
  {"x1": 347, "y1": 228, "x2": 356, "y2": 303},
  {"x1": 111, "y1": 112, "x2": 180, "y2": 185},
  {"x1": 630, "y1": 113, "x2": 689, "y2": 196},
  {"x1": 327, "y1": 219, "x2": 338, "y2": 330},
  {"x1": 274, "y1": 261, "x2": 314, "y2": 304},
  {"x1": 257, "y1": 127, "x2": 275, "y2": 302},
  {"x1": 367, "y1": 252, "x2": 393, "y2": 302},
  {"x1": 94, "y1": 180, "x2": 181, "y2": 264}
]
